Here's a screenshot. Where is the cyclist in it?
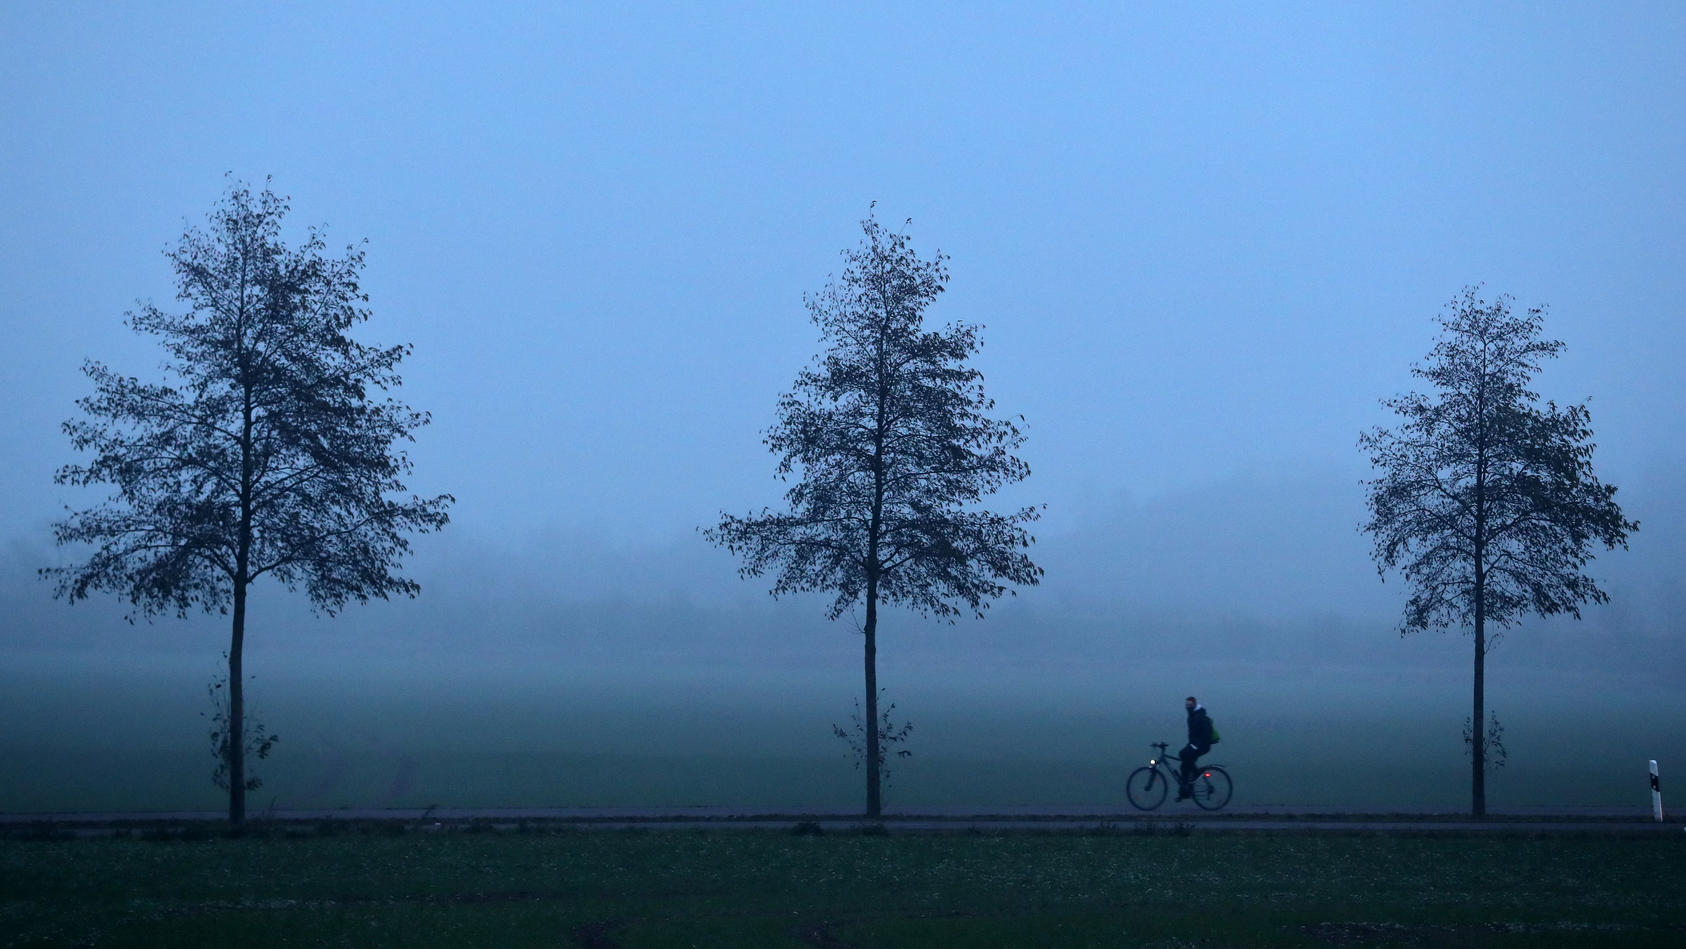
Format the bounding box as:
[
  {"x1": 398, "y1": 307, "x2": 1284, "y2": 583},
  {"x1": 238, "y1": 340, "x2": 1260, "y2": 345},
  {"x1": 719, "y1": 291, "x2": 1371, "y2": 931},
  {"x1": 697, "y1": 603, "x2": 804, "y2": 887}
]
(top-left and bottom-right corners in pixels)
[{"x1": 1178, "y1": 695, "x2": 1213, "y2": 799}]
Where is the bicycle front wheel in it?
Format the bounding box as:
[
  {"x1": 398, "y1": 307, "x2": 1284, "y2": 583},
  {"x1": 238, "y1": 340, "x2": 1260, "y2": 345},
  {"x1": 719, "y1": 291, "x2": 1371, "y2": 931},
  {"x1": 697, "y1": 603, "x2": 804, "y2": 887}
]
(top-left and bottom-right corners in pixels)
[
  {"x1": 1190, "y1": 766, "x2": 1233, "y2": 810},
  {"x1": 1125, "y1": 766, "x2": 1167, "y2": 810}
]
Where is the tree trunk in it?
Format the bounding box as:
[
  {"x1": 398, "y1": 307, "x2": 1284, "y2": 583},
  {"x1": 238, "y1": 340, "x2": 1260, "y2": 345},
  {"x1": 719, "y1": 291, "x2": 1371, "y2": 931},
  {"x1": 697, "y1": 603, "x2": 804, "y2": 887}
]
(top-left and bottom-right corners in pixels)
[
  {"x1": 1471, "y1": 432, "x2": 1488, "y2": 819},
  {"x1": 1471, "y1": 558, "x2": 1486, "y2": 818},
  {"x1": 233, "y1": 352, "x2": 254, "y2": 829},
  {"x1": 228, "y1": 577, "x2": 247, "y2": 826},
  {"x1": 863, "y1": 575, "x2": 881, "y2": 819},
  {"x1": 1472, "y1": 623, "x2": 1486, "y2": 817}
]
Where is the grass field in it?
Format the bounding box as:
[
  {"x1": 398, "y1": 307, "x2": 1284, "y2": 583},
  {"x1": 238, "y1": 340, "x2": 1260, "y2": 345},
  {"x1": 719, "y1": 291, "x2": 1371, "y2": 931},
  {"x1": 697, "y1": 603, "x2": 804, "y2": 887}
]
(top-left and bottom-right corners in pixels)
[{"x1": 4, "y1": 824, "x2": 1682, "y2": 947}]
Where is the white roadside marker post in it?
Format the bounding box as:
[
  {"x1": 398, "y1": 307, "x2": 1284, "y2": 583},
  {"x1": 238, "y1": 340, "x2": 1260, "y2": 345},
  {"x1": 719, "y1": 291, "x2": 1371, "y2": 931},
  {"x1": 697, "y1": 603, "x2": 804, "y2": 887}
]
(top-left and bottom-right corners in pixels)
[{"x1": 1650, "y1": 760, "x2": 1662, "y2": 822}]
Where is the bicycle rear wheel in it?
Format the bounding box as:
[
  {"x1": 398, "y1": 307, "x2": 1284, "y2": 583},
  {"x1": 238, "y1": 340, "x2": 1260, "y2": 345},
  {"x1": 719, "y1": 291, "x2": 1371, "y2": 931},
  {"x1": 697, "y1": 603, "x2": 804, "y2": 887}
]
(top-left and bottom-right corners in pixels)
[
  {"x1": 1126, "y1": 766, "x2": 1167, "y2": 810},
  {"x1": 1190, "y1": 766, "x2": 1232, "y2": 810}
]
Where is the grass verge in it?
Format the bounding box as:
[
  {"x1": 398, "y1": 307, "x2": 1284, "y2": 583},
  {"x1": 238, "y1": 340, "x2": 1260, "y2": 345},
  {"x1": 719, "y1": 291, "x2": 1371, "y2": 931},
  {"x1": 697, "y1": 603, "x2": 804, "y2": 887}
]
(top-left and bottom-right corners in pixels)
[{"x1": 3, "y1": 825, "x2": 1681, "y2": 947}]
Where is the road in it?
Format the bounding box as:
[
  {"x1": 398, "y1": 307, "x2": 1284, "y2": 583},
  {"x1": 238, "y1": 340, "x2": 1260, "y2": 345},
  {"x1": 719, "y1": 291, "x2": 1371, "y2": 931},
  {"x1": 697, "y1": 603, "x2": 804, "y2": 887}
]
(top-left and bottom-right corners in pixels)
[{"x1": 2, "y1": 804, "x2": 1675, "y2": 835}]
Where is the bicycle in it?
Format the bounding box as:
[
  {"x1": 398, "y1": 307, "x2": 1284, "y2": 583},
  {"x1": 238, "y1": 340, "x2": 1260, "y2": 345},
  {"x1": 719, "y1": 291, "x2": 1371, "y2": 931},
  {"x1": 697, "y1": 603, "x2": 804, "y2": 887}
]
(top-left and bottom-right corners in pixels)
[{"x1": 1125, "y1": 742, "x2": 1233, "y2": 810}]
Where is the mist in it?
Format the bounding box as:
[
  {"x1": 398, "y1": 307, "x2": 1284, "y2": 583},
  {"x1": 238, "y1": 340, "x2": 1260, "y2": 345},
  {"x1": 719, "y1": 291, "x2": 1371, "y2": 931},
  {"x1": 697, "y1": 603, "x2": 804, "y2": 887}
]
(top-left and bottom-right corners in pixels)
[{"x1": 6, "y1": 466, "x2": 1679, "y2": 814}]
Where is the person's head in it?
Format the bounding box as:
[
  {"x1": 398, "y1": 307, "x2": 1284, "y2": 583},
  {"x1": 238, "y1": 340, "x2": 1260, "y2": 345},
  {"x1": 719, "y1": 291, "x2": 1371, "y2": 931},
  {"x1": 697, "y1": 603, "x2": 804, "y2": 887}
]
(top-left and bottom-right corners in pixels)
[{"x1": 1185, "y1": 695, "x2": 1197, "y2": 711}]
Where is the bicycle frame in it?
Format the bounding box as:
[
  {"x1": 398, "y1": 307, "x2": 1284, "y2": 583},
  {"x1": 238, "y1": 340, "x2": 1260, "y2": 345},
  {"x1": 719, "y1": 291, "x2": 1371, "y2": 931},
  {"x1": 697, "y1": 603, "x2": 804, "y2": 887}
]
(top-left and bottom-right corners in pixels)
[
  {"x1": 1127, "y1": 742, "x2": 1232, "y2": 811},
  {"x1": 1145, "y1": 742, "x2": 1222, "y2": 784}
]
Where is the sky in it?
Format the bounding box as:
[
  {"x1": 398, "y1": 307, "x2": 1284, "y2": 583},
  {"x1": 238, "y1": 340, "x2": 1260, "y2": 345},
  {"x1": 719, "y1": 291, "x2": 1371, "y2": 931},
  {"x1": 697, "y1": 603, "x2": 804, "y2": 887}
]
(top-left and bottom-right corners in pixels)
[{"x1": 2, "y1": 3, "x2": 1683, "y2": 810}]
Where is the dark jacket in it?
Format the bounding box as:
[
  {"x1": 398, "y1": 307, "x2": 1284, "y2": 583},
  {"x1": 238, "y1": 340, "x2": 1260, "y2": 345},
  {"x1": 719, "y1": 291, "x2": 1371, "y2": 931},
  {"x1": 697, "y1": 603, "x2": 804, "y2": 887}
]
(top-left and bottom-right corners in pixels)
[{"x1": 1187, "y1": 705, "x2": 1213, "y2": 753}]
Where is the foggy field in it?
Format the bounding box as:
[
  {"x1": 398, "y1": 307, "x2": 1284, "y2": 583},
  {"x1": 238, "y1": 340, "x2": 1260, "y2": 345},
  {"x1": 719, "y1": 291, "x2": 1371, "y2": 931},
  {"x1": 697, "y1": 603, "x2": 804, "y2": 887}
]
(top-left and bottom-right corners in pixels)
[
  {"x1": 6, "y1": 444, "x2": 1681, "y2": 820},
  {"x1": 4, "y1": 828, "x2": 1682, "y2": 947},
  {"x1": 2, "y1": 647, "x2": 1677, "y2": 816}
]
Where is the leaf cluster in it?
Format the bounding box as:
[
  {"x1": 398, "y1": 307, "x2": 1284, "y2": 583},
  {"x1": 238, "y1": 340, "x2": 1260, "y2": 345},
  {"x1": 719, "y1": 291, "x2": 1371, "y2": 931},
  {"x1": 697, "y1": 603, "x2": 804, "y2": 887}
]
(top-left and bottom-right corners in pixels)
[
  {"x1": 705, "y1": 210, "x2": 1041, "y2": 621},
  {"x1": 831, "y1": 689, "x2": 914, "y2": 789},
  {"x1": 203, "y1": 653, "x2": 278, "y2": 792},
  {"x1": 1359, "y1": 286, "x2": 1637, "y2": 641},
  {"x1": 1463, "y1": 710, "x2": 1506, "y2": 771}
]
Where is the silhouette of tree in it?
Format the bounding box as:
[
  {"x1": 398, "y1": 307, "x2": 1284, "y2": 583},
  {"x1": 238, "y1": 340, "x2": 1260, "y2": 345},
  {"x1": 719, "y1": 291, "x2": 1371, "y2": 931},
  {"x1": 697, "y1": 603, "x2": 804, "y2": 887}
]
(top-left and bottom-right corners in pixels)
[
  {"x1": 706, "y1": 208, "x2": 1041, "y2": 817},
  {"x1": 45, "y1": 180, "x2": 453, "y2": 826},
  {"x1": 1361, "y1": 286, "x2": 1635, "y2": 816}
]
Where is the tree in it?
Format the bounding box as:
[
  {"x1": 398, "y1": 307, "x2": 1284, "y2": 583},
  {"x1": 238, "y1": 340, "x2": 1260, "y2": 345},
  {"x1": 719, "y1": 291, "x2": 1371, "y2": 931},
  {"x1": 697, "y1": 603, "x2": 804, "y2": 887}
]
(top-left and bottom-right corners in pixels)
[
  {"x1": 1360, "y1": 286, "x2": 1636, "y2": 816},
  {"x1": 44, "y1": 180, "x2": 453, "y2": 826},
  {"x1": 705, "y1": 209, "x2": 1042, "y2": 818}
]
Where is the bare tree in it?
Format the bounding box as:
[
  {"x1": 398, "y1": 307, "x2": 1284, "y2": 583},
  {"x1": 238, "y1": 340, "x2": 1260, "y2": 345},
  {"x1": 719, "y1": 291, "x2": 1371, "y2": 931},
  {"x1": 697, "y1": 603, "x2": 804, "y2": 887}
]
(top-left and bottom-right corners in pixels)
[
  {"x1": 45, "y1": 180, "x2": 453, "y2": 826},
  {"x1": 706, "y1": 208, "x2": 1041, "y2": 817},
  {"x1": 1360, "y1": 286, "x2": 1636, "y2": 815}
]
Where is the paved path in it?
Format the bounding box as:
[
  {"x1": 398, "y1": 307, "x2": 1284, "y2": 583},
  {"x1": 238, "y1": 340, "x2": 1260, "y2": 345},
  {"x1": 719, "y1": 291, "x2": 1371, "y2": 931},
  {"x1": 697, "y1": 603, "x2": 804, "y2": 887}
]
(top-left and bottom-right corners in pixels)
[{"x1": 3, "y1": 804, "x2": 1675, "y2": 835}]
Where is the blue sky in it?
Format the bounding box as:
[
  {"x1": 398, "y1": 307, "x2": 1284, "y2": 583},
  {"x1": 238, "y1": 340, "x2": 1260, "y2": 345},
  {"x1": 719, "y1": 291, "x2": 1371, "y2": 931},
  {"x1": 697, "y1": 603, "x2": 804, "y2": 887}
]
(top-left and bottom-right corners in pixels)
[{"x1": 3, "y1": 2, "x2": 1682, "y2": 668}]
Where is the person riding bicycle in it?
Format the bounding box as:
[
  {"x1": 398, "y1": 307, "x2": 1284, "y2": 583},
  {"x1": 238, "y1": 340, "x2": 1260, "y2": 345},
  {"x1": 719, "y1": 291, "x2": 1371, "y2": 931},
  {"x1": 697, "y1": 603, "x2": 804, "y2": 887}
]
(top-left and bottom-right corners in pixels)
[{"x1": 1178, "y1": 695, "x2": 1213, "y2": 800}]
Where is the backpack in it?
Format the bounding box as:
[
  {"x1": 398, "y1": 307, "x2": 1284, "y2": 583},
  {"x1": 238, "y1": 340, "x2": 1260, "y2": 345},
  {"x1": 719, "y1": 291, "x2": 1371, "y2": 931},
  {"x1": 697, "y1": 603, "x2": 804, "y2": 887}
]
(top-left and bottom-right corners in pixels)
[{"x1": 1209, "y1": 721, "x2": 1221, "y2": 744}]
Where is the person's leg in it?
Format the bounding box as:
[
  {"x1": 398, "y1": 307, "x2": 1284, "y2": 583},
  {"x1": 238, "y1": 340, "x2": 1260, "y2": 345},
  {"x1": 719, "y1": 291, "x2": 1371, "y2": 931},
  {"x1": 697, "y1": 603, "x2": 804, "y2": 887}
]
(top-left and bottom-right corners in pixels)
[{"x1": 1179, "y1": 745, "x2": 1199, "y2": 790}]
